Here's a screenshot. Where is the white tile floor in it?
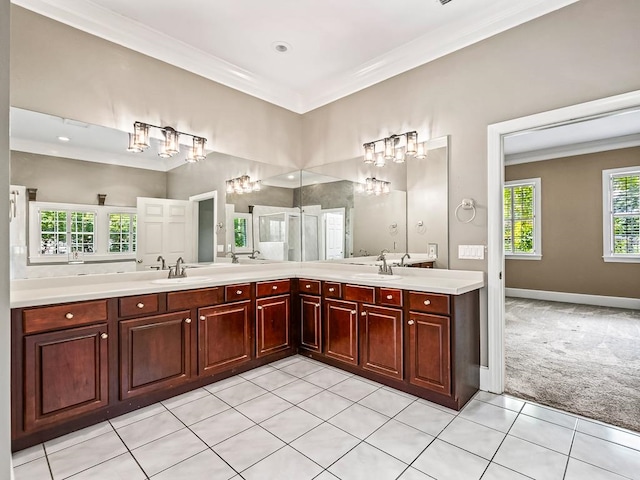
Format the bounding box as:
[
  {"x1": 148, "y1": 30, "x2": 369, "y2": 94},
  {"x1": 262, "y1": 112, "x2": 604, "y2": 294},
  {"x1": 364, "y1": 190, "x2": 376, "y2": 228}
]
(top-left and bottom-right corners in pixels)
[{"x1": 12, "y1": 355, "x2": 640, "y2": 480}]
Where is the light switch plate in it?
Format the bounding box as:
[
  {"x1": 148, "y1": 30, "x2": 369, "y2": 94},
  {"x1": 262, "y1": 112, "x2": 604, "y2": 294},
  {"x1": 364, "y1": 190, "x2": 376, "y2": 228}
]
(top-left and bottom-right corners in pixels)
[
  {"x1": 428, "y1": 243, "x2": 438, "y2": 257},
  {"x1": 458, "y1": 245, "x2": 485, "y2": 260},
  {"x1": 217, "y1": 244, "x2": 224, "y2": 252}
]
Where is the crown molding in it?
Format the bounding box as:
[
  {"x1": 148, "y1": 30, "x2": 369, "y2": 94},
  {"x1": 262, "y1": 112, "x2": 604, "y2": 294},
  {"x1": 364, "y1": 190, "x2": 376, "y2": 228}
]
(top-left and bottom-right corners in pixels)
[
  {"x1": 504, "y1": 133, "x2": 640, "y2": 165},
  {"x1": 13, "y1": 0, "x2": 579, "y2": 114}
]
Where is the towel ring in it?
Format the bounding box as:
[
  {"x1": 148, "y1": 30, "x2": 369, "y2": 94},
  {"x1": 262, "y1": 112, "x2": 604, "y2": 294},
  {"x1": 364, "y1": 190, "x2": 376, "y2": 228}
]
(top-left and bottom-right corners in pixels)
[
  {"x1": 389, "y1": 222, "x2": 398, "y2": 235},
  {"x1": 455, "y1": 198, "x2": 476, "y2": 224},
  {"x1": 416, "y1": 220, "x2": 426, "y2": 234}
]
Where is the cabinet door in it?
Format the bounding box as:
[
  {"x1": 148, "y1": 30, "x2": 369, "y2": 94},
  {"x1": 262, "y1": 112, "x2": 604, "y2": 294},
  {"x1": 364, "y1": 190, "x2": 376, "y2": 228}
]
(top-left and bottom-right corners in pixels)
[
  {"x1": 256, "y1": 295, "x2": 290, "y2": 358},
  {"x1": 360, "y1": 305, "x2": 403, "y2": 380},
  {"x1": 324, "y1": 299, "x2": 358, "y2": 365},
  {"x1": 120, "y1": 311, "x2": 192, "y2": 400},
  {"x1": 198, "y1": 301, "x2": 251, "y2": 375},
  {"x1": 300, "y1": 294, "x2": 322, "y2": 352},
  {"x1": 23, "y1": 324, "x2": 109, "y2": 432},
  {"x1": 408, "y1": 312, "x2": 451, "y2": 395}
]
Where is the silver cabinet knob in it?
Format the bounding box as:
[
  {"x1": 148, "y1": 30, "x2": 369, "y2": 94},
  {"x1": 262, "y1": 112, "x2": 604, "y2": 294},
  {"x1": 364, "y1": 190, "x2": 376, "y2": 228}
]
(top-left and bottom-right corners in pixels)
[
  {"x1": 408, "y1": 320, "x2": 415, "y2": 325},
  {"x1": 361, "y1": 311, "x2": 366, "y2": 316},
  {"x1": 315, "y1": 303, "x2": 320, "y2": 308},
  {"x1": 199, "y1": 315, "x2": 206, "y2": 321},
  {"x1": 272, "y1": 285, "x2": 278, "y2": 290},
  {"x1": 136, "y1": 302, "x2": 145, "y2": 309},
  {"x1": 65, "y1": 313, "x2": 74, "y2": 320},
  {"x1": 424, "y1": 300, "x2": 431, "y2": 306},
  {"x1": 329, "y1": 287, "x2": 335, "y2": 292},
  {"x1": 350, "y1": 310, "x2": 357, "y2": 315},
  {"x1": 236, "y1": 290, "x2": 243, "y2": 295},
  {"x1": 386, "y1": 295, "x2": 393, "y2": 300},
  {"x1": 257, "y1": 305, "x2": 263, "y2": 310},
  {"x1": 100, "y1": 333, "x2": 108, "y2": 339},
  {"x1": 185, "y1": 318, "x2": 192, "y2": 324},
  {"x1": 305, "y1": 284, "x2": 311, "y2": 289}
]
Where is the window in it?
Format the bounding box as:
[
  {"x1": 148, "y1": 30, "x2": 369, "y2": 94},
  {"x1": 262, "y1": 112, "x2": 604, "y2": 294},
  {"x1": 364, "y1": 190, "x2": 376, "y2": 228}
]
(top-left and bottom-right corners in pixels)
[
  {"x1": 232, "y1": 213, "x2": 253, "y2": 252},
  {"x1": 109, "y1": 213, "x2": 137, "y2": 253},
  {"x1": 29, "y1": 202, "x2": 137, "y2": 263},
  {"x1": 603, "y1": 166, "x2": 640, "y2": 263},
  {"x1": 504, "y1": 178, "x2": 542, "y2": 259}
]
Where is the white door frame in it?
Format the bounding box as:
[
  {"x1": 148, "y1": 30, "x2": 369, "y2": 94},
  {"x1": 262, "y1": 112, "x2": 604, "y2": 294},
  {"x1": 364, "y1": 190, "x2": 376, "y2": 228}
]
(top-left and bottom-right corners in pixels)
[
  {"x1": 485, "y1": 89, "x2": 640, "y2": 393},
  {"x1": 189, "y1": 190, "x2": 218, "y2": 263}
]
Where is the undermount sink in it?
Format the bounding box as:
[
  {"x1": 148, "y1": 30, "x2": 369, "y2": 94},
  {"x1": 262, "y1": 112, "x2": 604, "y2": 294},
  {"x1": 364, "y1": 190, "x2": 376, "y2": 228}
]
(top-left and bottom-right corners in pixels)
[
  {"x1": 351, "y1": 273, "x2": 403, "y2": 281},
  {"x1": 150, "y1": 276, "x2": 213, "y2": 285}
]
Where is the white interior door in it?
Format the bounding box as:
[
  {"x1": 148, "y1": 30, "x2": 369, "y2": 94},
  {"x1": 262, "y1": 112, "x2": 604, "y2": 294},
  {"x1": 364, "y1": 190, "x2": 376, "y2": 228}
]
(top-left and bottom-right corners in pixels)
[
  {"x1": 324, "y1": 210, "x2": 345, "y2": 259},
  {"x1": 136, "y1": 197, "x2": 193, "y2": 270}
]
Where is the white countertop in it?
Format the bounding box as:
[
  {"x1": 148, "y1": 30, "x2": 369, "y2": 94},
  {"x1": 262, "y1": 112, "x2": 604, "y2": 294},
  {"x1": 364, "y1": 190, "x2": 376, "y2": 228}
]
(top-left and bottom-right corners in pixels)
[{"x1": 10, "y1": 262, "x2": 485, "y2": 308}]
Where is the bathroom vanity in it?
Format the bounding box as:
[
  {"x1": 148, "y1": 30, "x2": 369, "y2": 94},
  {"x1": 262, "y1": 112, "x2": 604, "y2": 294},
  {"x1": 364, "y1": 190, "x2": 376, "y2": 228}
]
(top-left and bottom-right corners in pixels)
[{"x1": 10, "y1": 263, "x2": 483, "y2": 451}]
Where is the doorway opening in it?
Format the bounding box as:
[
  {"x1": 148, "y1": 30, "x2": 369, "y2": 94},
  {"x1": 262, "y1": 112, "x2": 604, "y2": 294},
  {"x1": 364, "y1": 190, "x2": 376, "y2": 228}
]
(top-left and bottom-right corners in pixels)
[{"x1": 189, "y1": 190, "x2": 218, "y2": 264}]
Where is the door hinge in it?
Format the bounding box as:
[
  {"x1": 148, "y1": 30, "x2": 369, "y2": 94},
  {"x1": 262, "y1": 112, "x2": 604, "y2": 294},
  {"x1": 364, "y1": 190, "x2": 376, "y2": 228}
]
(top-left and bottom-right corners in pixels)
[{"x1": 499, "y1": 272, "x2": 502, "y2": 280}]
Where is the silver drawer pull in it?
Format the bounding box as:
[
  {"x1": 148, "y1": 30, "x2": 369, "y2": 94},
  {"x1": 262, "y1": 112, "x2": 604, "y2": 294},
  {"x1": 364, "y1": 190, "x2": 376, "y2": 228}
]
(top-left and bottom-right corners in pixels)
[
  {"x1": 424, "y1": 300, "x2": 431, "y2": 306},
  {"x1": 386, "y1": 295, "x2": 393, "y2": 300},
  {"x1": 408, "y1": 320, "x2": 415, "y2": 325},
  {"x1": 361, "y1": 311, "x2": 366, "y2": 316},
  {"x1": 272, "y1": 285, "x2": 278, "y2": 290},
  {"x1": 100, "y1": 333, "x2": 108, "y2": 339},
  {"x1": 305, "y1": 284, "x2": 311, "y2": 289},
  {"x1": 185, "y1": 318, "x2": 192, "y2": 324},
  {"x1": 236, "y1": 290, "x2": 243, "y2": 295},
  {"x1": 328, "y1": 287, "x2": 335, "y2": 292},
  {"x1": 351, "y1": 310, "x2": 356, "y2": 315},
  {"x1": 65, "y1": 313, "x2": 74, "y2": 320},
  {"x1": 316, "y1": 303, "x2": 320, "y2": 308},
  {"x1": 199, "y1": 315, "x2": 206, "y2": 321},
  {"x1": 136, "y1": 302, "x2": 145, "y2": 309},
  {"x1": 257, "y1": 305, "x2": 263, "y2": 310}
]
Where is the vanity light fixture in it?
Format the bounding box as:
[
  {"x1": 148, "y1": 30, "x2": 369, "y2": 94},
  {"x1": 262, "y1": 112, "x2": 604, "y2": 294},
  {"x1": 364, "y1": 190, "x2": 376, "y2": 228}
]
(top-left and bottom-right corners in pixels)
[
  {"x1": 127, "y1": 121, "x2": 207, "y2": 162},
  {"x1": 226, "y1": 175, "x2": 261, "y2": 195},
  {"x1": 355, "y1": 177, "x2": 391, "y2": 196},
  {"x1": 363, "y1": 130, "x2": 428, "y2": 165}
]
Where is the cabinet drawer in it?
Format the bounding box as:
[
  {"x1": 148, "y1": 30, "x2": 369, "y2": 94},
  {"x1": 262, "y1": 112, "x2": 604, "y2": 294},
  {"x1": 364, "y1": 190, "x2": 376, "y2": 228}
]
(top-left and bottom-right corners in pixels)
[
  {"x1": 323, "y1": 282, "x2": 342, "y2": 299},
  {"x1": 408, "y1": 292, "x2": 450, "y2": 315},
  {"x1": 298, "y1": 279, "x2": 321, "y2": 295},
  {"x1": 379, "y1": 288, "x2": 403, "y2": 307},
  {"x1": 225, "y1": 284, "x2": 251, "y2": 302},
  {"x1": 344, "y1": 284, "x2": 375, "y2": 303},
  {"x1": 256, "y1": 279, "x2": 290, "y2": 297},
  {"x1": 23, "y1": 300, "x2": 108, "y2": 334},
  {"x1": 119, "y1": 294, "x2": 160, "y2": 317},
  {"x1": 167, "y1": 287, "x2": 223, "y2": 311}
]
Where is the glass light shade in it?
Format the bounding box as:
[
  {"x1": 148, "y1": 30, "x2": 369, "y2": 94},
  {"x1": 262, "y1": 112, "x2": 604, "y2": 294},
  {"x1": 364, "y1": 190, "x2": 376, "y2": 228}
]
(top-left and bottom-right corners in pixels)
[
  {"x1": 384, "y1": 137, "x2": 395, "y2": 159},
  {"x1": 383, "y1": 182, "x2": 391, "y2": 194},
  {"x1": 365, "y1": 177, "x2": 374, "y2": 194},
  {"x1": 394, "y1": 147, "x2": 405, "y2": 164},
  {"x1": 241, "y1": 175, "x2": 252, "y2": 193},
  {"x1": 185, "y1": 148, "x2": 197, "y2": 163},
  {"x1": 133, "y1": 122, "x2": 150, "y2": 150},
  {"x1": 355, "y1": 183, "x2": 364, "y2": 194},
  {"x1": 364, "y1": 143, "x2": 375, "y2": 164},
  {"x1": 226, "y1": 180, "x2": 234, "y2": 194},
  {"x1": 252, "y1": 180, "x2": 261, "y2": 192},
  {"x1": 193, "y1": 137, "x2": 206, "y2": 161},
  {"x1": 374, "y1": 152, "x2": 386, "y2": 167},
  {"x1": 415, "y1": 142, "x2": 427, "y2": 159},
  {"x1": 406, "y1": 131, "x2": 418, "y2": 155},
  {"x1": 162, "y1": 127, "x2": 180, "y2": 156},
  {"x1": 157, "y1": 142, "x2": 171, "y2": 158},
  {"x1": 127, "y1": 133, "x2": 142, "y2": 153},
  {"x1": 234, "y1": 179, "x2": 243, "y2": 194},
  {"x1": 374, "y1": 180, "x2": 382, "y2": 196}
]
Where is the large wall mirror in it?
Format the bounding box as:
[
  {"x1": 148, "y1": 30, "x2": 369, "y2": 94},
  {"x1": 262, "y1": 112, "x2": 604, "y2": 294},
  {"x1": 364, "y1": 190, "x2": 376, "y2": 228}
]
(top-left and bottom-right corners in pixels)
[{"x1": 8, "y1": 107, "x2": 449, "y2": 277}]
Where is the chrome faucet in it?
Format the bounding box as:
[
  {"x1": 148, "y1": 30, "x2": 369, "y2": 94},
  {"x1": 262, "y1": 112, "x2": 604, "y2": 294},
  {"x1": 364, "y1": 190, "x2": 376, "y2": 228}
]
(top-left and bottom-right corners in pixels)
[
  {"x1": 377, "y1": 249, "x2": 393, "y2": 275},
  {"x1": 168, "y1": 257, "x2": 187, "y2": 278},
  {"x1": 156, "y1": 255, "x2": 166, "y2": 270},
  {"x1": 249, "y1": 250, "x2": 261, "y2": 260},
  {"x1": 400, "y1": 253, "x2": 411, "y2": 266},
  {"x1": 229, "y1": 252, "x2": 239, "y2": 264}
]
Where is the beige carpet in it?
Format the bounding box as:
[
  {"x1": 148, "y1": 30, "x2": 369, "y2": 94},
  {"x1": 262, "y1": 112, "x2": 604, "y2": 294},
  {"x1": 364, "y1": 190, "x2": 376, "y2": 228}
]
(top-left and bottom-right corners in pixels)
[{"x1": 505, "y1": 297, "x2": 640, "y2": 433}]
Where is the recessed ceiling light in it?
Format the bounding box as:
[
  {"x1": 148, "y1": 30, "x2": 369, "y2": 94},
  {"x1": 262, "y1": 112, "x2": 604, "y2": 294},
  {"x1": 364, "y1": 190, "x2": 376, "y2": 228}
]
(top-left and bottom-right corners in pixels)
[
  {"x1": 287, "y1": 174, "x2": 295, "y2": 179},
  {"x1": 272, "y1": 41, "x2": 291, "y2": 54},
  {"x1": 57, "y1": 136, "x2": 70, "y2": 142}
]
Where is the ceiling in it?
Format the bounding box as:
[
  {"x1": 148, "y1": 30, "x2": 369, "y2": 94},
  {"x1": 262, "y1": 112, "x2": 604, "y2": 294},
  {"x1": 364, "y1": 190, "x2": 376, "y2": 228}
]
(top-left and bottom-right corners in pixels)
[{"x1": 13, "y1": 0, "x2": 578, "y2": 113}]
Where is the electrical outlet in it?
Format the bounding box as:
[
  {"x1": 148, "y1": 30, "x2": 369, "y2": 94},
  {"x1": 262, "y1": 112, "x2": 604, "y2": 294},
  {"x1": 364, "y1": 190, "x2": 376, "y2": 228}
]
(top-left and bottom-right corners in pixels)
[
  {"x1": 428, "y1": 243, "x2": 438, "y2": 257},
  {"x1": 458, "y1": 245, "x2": 485, "y2": 260},
  {"x1": 217, "y1": 244, "x2": 224, "y2": 253}
]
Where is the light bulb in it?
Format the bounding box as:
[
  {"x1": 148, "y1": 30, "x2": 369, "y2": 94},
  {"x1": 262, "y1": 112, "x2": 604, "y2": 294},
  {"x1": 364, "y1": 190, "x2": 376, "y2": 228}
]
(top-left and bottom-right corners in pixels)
[
  {"x1": 133, "y1": 122, "x2": 149, "y2": 150},
  {"x1": 364, "y1": 143, "x2": 375, "y2": 164},
  {"x1": 162, "y1": 127, "x2": 179, "y2": 156},
  {"x1": 384, "y1": 137, "x2": 395, "y2": 160},
  {"x1": 193, "y1": 137, "x2": 206, "y2": 161},
  {"x1": 374, "y1": 152, "x2": 386, "y2": 167},
  {"x1": 127, "y1": 133, "x2": 142, "y2": 153},
  {"x1": 415, "y1": 142, "x2": 427, "y2": 159},
  {"x1": 394, "y1": 147, "x2": 405, "y2": 164}
]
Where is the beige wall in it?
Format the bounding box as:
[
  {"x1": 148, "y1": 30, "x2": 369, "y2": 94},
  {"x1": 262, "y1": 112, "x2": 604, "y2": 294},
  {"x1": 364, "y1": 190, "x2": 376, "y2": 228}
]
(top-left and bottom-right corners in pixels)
[
  {"x1": 11, "y1": 152, "x2": 167, "y2": 205},
  {"x1": 505, "y1": 147, "x2": 640, "y2": 299},
  {"x1": 1, "y1": 0, "x2": 11, "y2": 474},
  {"x1": 10, "y1": 6, "x2": 302, "y2": 169}
]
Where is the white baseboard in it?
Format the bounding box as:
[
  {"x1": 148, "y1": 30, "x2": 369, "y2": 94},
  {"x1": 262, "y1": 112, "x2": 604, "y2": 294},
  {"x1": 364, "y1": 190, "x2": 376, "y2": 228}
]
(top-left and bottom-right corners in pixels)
[
  {"x1": 505, "y1": 288, "x2": 640, "y2": 310},
  {"x1": 479, "y1": 366, "x2": 493, "y2": 392}
]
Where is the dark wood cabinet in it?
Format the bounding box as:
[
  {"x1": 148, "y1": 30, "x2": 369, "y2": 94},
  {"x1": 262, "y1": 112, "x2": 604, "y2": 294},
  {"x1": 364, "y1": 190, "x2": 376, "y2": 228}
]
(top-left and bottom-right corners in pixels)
[
  {"x1": 198, "y1": 300, "x2": 251, "y2": 375},
  {"x1": 23, "y1": 324, "x2": 109, "y2": 432},
  {"x1": 300, "y1": 294, "x2": 322, "y2": 352},
  {"x1": 256, "y1": 294, "x2": 290, "y2": 358},
  {"x1": 324, "y1": 299, "x2": 358, "y2": 365},
  {"x1": 119, "y1": 311, "x2": 192, "y2": 400},
  {"x1": 359, "y1": 304, "x2": 403, "y2": 380},
  {"x1": 407, "y1": 312, "x2": 451, "y2": 395}
]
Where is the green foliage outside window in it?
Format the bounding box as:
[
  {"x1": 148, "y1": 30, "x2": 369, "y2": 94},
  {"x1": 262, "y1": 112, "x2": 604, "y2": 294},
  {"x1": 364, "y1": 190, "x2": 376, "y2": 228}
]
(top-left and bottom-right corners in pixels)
[
  {"x1": 504, "y1": 184, "x2": 535, "y2": 254},
  {"x1": 109, "y1": 213, "x2": 137, "y2": 253},
  {"x1": 234, "y1": 217, "x2": 248, "y2": 248},
  {"x1": 612, "y1": 174, "x2": 640, "y2": 254}
]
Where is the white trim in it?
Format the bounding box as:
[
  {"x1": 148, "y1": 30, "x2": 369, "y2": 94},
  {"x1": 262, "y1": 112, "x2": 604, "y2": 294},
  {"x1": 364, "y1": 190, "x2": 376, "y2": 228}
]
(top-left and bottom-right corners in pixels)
[
  {"x1": 603, "y1": 256, "x2": 640, "y2": 263},
  {"x1": 505, "y1": 254, "x2": 542, "y2": 261},
  {"x1": 487, "y1": 89, "x2": 640, "y2": 394},
  {"x1": 602, "y1": 165, "x2": 640, "y2": 262},
  {"x1": 506, "y1": 288, "x2": 640, "y2": 310},
  {"x1": 13, "y1": 0, "x2": 578, "y2": 114},
  {"x1": 479, "y1": 366, "x2": 492, "y2": 393},
  {"x1": 505, "y1": 133, "x2": 640, "y2": 165}
]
